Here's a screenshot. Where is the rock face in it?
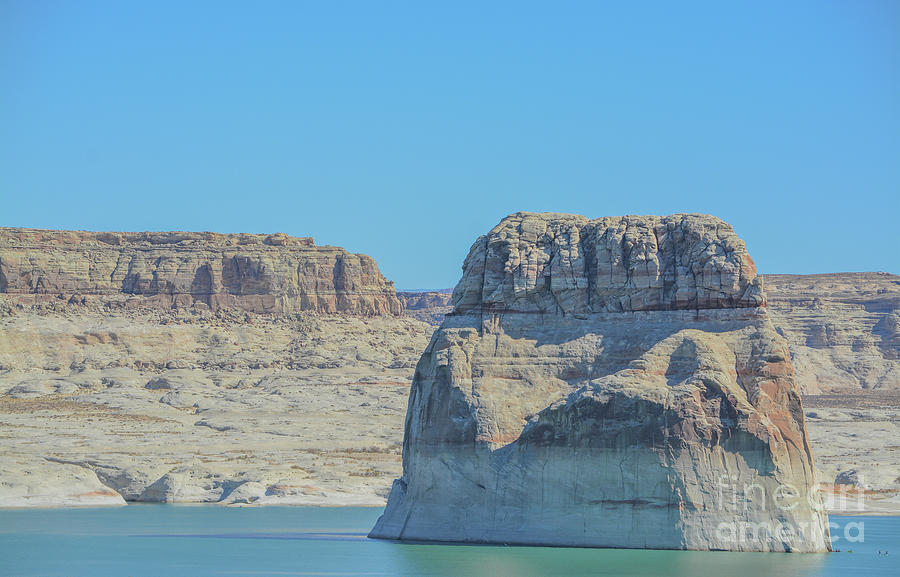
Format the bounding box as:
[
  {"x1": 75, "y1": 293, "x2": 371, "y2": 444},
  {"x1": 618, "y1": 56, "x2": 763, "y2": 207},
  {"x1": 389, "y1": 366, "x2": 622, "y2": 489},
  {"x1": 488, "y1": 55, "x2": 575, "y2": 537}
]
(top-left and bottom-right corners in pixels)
[
  {"x1": 371, "y1": 212, "x2": 830, "y2": 552},
  {"x1": 397, "y1": 291, "x2": 453, "y2": 324},
  {"x1": 762, "y1": 273, "x2": 900, "y2": 394},
  {"x1": 0, "y1": 458, "x2": 126, "y2": 508},
  {"x1": 0, "y1": 305, "x2": 432, "y2": 508},
  {"x1": 0, "y1": 228, "x2": 402, "y2": 316},
  {"x1": 0, "y1": 227, "x2": 421, "y2": 508}
]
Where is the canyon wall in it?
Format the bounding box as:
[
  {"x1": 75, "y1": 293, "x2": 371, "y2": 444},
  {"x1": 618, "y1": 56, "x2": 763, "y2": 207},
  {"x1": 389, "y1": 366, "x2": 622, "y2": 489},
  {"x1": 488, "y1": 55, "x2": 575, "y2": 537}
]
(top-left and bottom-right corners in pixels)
[
  {"x1": 0, "y1": 226, "x2": 411, "y2": 507},
  {"x1": 0, "y1": 228, "x2": 402, "y2": 316},
  {"x1": 397, "y1": 291, "x2": 453, "y2": 324}
]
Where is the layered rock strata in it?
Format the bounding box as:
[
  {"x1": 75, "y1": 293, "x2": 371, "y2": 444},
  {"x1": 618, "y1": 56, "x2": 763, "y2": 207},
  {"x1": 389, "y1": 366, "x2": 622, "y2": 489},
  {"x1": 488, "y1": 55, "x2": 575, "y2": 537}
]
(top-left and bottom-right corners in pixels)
[
  {"x1": 397, "y1": 291, "x2": 453, "y2": 324},
  {"x1": 401, "y1": 273, "x2": 900, "y2": 396},
  {"x1": 371, "y1": 212, "x2": 831, "y2": 552},
  {"x1": 0, "y1": 226, "x2": 409, "y2": 507},
  {"x1": 763, "y1": 273, "x2": 900, "y2": 393},
  {"x1": 0, "y1": 228, "x2": 402, "y2": 315},
  {"x1": 0, "y1": 306, "x2": 432, "y2": 508}
]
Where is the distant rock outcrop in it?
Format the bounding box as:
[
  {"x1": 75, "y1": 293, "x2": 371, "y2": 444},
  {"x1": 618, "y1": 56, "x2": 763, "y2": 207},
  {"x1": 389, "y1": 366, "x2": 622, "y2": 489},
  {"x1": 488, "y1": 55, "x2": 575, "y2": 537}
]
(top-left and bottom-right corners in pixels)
[
  {"x1": 763, "y1": 273, "x2": 900, "y2": 393},
  {"x1": 397, "y1": 291, "x2": 453, "y2": 324},
  {"x1": 0, "y1": 228, "x2": 402, "y2": 316},
  {"x1": 371, "y1": 212, "x2": 831, "y2": 552}
]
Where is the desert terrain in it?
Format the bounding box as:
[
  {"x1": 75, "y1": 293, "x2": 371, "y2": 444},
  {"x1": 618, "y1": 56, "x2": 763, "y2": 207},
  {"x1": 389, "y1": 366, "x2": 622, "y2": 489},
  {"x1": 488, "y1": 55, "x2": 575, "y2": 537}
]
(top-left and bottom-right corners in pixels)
[{"x1": 1, "y1": 228, "x2": 898, "y2": 513}]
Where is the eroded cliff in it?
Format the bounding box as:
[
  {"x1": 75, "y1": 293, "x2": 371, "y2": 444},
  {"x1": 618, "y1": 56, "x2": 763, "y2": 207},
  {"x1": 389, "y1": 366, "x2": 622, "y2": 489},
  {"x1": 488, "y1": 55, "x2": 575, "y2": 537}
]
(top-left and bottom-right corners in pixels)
[
  {"x1": 0, "y1": 227, "x2": 412, "y2": 507},
  {"x1": 0, "y1": 228, "x2": 402, "y2": 316},
  {"x1": 764, "y1": 273, "x2": 900, "y2": 393}
]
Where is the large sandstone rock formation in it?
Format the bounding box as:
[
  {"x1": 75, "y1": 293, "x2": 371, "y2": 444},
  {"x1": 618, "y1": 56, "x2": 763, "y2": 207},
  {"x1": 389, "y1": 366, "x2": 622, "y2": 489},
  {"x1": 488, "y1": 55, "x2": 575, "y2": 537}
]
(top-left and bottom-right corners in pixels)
[
  {"x1": 0, "y1": 228, "x2": 401, "y2": 315},
  {"x1": 371, "y1": 212, "x2": 831, "y2": 552}
]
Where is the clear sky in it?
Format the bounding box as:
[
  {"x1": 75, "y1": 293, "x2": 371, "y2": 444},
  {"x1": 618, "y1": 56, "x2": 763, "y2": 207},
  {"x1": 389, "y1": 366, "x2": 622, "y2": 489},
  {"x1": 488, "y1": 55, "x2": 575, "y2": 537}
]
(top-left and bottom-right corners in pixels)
[{"x1": 2, "y1": 1, "x2": 898, "y2": 289}]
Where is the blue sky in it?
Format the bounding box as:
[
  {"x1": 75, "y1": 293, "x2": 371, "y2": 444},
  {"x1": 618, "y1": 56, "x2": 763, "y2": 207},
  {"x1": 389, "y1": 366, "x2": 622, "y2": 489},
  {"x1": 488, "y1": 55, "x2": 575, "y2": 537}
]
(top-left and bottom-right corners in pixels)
[{"x1": 2, "y1": 0, "x2": 898, "y2": 288}]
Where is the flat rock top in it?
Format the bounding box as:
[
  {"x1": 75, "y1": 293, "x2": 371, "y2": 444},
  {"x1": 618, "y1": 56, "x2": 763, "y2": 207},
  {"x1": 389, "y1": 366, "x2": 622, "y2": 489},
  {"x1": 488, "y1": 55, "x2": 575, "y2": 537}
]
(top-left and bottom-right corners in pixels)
[
  {"x1": 0, "y1": 227, "x2": 318, "y2": 250},
  {"x1": 763, "y1": 272, "x2": 900, "y2": 301},
  {"x1": 451, "y1": 212, "x2": 764, "y2": 315},
  {"x1": 0, "y1": 227, "x2": 401, "y2": 316}
]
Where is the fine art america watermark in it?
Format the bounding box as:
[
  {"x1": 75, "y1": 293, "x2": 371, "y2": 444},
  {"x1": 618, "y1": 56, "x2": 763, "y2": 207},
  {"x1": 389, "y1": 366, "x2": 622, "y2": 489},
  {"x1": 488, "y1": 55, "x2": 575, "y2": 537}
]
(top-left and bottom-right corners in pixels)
[{"x1": 713, "y1": 474, "x2": 866, "y2": 547}]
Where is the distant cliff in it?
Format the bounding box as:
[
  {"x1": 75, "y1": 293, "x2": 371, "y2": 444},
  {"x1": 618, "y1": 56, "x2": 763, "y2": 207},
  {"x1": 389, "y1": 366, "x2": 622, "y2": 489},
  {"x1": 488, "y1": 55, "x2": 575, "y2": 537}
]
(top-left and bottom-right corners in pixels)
[
  {"x1": 396, "y1": 291, "x2": 453, "y2": 324},
  {"x1": 400, "y1": 290, "x2": 453, "y2": 319},
  {"x1": 764, "y1": 272, "x2": 900, "y2": 393},
  {"x1": 0, "y1": 228, "x2": 402, "y2": 316}
]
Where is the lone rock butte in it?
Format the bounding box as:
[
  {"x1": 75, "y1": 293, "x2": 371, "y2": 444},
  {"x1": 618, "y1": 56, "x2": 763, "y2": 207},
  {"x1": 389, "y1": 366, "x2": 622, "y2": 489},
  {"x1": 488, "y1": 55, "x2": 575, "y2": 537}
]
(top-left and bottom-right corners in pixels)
[{"x1": 370, "y1": 212, "x2": 831, "y2": 552}]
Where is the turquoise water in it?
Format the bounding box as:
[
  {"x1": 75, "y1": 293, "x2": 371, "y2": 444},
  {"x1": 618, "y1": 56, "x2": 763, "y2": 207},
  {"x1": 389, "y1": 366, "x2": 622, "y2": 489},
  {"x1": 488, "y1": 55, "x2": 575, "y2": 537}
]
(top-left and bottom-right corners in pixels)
[{"x1": 0, "y1": 506, "x2": 897, "y2": 577}]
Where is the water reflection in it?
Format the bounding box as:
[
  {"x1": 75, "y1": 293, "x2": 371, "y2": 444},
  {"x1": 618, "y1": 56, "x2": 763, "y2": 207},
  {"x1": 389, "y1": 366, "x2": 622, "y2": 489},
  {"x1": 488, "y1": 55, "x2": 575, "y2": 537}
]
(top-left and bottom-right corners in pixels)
[
  {"x1": 3, "y1": 507, "x2": 897, "y2": 577},
  {"x1": 137, "y1": 532, "x2": 370, "y2": 541},
  {"x1": 387, "y1": 541, "x2": 826, "y2": 577}
]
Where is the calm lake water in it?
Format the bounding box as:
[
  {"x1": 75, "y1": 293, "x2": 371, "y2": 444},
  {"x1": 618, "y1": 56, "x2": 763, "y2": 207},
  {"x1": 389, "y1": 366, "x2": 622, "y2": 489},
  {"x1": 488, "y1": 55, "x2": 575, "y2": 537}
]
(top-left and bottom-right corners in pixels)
[{"x1": 0, "y1": 506, "x2": 897, "y2": 577}]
